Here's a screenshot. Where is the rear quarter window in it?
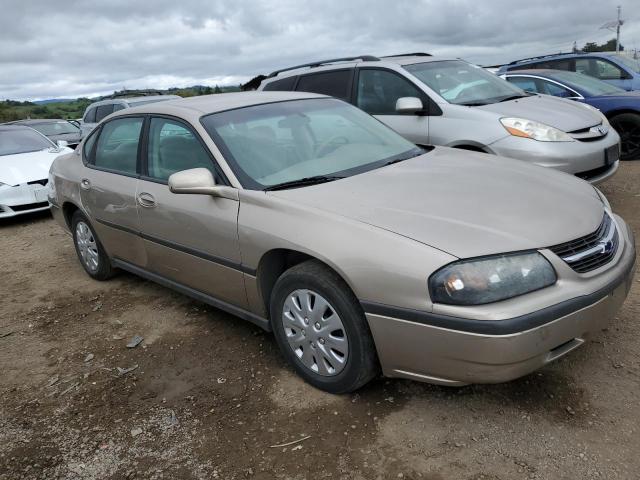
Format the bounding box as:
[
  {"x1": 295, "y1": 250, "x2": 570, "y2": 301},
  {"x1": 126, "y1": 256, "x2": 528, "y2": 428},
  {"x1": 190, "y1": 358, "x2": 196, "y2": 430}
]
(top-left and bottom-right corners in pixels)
[
  {"x1": 295, "y1": 70, "x2": 353, "y2": 101},
  {"x1": 263, "y1": 76, "x2": 297, "y2": 91},
  {"x1": 84, "y1": 107, "x2": 97, "y2": 123}
]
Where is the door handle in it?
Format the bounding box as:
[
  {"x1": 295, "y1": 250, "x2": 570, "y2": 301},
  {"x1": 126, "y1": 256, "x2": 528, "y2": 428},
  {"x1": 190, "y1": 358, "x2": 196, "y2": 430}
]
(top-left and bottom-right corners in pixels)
[
  {"x1": 137, "y1": 192, "x2": 156, "y2": 208},
  {"x1": 80, "y1": 178, "x2": 91, "y2": 190}
]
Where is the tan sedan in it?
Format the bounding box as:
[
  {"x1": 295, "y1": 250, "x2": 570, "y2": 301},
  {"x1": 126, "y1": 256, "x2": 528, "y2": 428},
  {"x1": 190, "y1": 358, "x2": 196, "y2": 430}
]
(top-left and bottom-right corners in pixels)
[{"x1": 48, "y1": 92, "x2": 635, "y2": 393}]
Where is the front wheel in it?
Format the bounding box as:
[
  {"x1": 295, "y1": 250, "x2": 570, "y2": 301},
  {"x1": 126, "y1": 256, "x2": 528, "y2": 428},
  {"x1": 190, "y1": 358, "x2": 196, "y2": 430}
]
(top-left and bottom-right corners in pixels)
[
  {"x1": 610, "y1": 113, "x2": 640, "y2": 160},
  {"x1": 270, "y1": 260, "x2": 379, "y2": 393}
]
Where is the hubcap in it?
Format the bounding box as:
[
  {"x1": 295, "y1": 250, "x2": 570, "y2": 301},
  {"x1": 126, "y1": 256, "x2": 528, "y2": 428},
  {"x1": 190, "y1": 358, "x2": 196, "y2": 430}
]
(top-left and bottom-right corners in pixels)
[
  {"x1": 282, "y1": 289, "x2": 349, "y2": 376},
  {"x1": 75, "y1": 221, "x2": 99, "y2": 273}
]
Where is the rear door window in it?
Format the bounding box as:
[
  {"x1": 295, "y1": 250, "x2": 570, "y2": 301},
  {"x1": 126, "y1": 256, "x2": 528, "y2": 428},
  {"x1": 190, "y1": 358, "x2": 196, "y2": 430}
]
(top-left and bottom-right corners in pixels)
[
  {"x1": 93, "y1": 117, "x2": 143, "y2": 175},
  {"x1": 538, "y1": 80, "x2": 576, "y2": 98},
  {"x1": 295, "y1": 70, "x2": 353, "y2": 101},
  {"x1": 508, "y1": 77, "x2": 539, "y2": 93},
  {"x1": 95, "y1": 104, "x2": 115, "y2": 123}
]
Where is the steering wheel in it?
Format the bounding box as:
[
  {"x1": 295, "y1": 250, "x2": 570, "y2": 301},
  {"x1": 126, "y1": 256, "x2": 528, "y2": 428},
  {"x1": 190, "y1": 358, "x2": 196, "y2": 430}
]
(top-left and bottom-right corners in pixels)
[{"x1": 315, "y1": 135, "x2": 349, "y2": 157}]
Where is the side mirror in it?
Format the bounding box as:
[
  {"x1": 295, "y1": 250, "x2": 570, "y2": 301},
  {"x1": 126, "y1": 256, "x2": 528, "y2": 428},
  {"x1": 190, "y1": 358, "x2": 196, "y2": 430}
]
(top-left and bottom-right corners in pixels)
[
  {"x1": 56, "y1": 140, "x2": 69, "y2": 148},
  {"x1": 168, "y1": 168, "x2": 238, "y2": 200},
  {"x1": 395, "y1": 97, "x2": 424, "y2": 114}
]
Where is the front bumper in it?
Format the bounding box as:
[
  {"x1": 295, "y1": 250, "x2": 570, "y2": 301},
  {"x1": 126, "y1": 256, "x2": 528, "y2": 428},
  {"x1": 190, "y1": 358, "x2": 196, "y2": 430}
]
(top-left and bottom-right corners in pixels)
[
  {"x1": 489, "y1": 131, "x2": 621, "y2": 185},
  {"x1": 365, "y1": 217, "x2": 636, "y2": 386},
  {"x1": 0, "y1": 183, "x2": 50, "y2": 219}
]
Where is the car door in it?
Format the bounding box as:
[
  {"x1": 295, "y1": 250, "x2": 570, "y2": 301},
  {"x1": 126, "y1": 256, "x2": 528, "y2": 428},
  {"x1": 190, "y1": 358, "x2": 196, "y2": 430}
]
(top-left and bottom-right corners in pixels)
[
  {"x1": 354, "y1": 68, "x2": 430, "y2": 144},
  {"x1": 137, "y1": 116, "x2": 246, "y2": 307},
  {"x1": 79, "y1": 116, "x2": 146, "y2": 266}
]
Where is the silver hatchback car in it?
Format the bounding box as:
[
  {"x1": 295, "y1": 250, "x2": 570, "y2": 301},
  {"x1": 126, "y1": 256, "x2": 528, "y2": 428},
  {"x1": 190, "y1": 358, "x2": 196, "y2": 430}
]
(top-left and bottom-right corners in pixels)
[
  {"x1": 258, "y1": 54, "x2": 621, "y2": 184},
  {"x1": 49, "y1": 92, "x2": 635, "y2": 393}
]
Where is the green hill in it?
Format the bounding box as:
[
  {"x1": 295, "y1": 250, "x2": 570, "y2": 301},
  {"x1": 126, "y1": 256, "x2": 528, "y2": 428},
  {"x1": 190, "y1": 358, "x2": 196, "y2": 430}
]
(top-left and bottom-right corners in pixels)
[{"x1": 0, "y1": 85, "x2": 241, "y2": 122}]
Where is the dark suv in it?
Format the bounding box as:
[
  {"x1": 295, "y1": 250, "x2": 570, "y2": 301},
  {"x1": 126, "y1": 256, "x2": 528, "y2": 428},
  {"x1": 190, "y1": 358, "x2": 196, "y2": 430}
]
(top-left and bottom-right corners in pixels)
[{"x1": 498, "y1": 52, "x2": 640, "y2": 91}]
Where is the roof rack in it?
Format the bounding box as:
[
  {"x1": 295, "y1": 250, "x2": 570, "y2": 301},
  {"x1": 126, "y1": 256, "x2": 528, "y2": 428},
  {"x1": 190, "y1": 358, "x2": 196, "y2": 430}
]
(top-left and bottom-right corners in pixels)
[
  {"x1": 267, "y1": 55, "x2": 380, "y2": 78},
  {"x1": 382, "y1": 52, "x2": 432, "y2": 58},
  {"x1": 508, "y1": 51, "x2": 580, "y2": 65}
]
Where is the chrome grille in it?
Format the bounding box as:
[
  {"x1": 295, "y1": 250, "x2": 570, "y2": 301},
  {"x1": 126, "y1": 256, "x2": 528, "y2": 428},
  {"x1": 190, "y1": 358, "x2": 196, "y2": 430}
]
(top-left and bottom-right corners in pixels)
[{"x1": 549, "y1": 214, "x2": 618, "y2": 273}]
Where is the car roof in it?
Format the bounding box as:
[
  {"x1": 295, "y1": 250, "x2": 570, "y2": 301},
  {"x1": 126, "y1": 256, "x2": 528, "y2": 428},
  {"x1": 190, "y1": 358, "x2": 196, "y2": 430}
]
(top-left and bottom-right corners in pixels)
[
  {"x1": 505, "y1": 52, "x2": 619, "y2": 67},
  {"x1": 6, "y1": 118, "x2": 71, "y2": 125},
  {"x1": 263, "y1": 53, "x2": 460, "y2": 81},
  {"x1": 114, "y1": 91, "x2": 328, "y2": 120},
  {"x1": 0, "y1": 124, "x2": 34, "y2": 132},
  {"x1": 87, "y1": 95, "x2": 181, "y2": 108},
  {"x1": 504, "y1": 69, "x2": 566, "y2": 77}
]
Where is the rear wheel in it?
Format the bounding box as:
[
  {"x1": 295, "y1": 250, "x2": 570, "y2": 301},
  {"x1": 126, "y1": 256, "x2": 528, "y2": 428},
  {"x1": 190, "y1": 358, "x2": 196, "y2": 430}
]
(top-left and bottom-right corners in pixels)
[
  {"x1": 610, "y1": 113, "x2": 640, "y2": 160},
  {"x1": 270, "y1": 260, "x2": 379, "y2": 393},
  {"x1": 71, "y1": 211, "x2": 114, "y2": 280}
]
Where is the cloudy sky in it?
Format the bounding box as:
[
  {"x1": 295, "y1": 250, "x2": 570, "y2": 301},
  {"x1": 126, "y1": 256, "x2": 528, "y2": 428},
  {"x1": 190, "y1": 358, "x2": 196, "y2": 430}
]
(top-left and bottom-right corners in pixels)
[{"x1": 2, "y1": 0, "x2": 639, "y2": 100}]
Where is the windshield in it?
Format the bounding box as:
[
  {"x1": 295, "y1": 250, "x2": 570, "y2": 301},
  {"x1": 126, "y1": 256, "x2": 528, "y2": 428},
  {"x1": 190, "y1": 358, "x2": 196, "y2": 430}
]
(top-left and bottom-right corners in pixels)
[
  {"x1": 201, "y1": 98, "x2": 423, "y2": 190},
  {"x1": 550, "y1": 71, "x2": 625, "y2": 96},
  {"x1": 31, "y1": 121, "x2": 80, "y2": 136},
  {"x1": 405, "y1": 60, "x2": 526, "y2": 105},
  {"x1": 614, "y1": 55, "x2": 640, "y2": 74},
  {"x1": 0, "y1": 128, "x2": 54, "y2": 156}
]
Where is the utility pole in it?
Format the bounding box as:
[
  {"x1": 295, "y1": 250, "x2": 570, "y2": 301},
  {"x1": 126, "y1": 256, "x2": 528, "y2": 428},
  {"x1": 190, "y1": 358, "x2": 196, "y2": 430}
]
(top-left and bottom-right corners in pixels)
[
  {"x1": 600, "y1": 6, "x2": 624, "y2": 53},
  {"x1": 616, "y1": 5, "x2": 621, "y2": 53}
]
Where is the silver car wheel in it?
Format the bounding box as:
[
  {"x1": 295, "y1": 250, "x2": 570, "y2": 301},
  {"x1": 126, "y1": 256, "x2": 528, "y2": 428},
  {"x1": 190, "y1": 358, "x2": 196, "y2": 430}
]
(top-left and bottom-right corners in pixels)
[
  {"x1": 75, "y1": 221, "x2": 99, "y2": 273},
  {"x1": 282, "y1": 289, "x2": 349, "y2": 376}
]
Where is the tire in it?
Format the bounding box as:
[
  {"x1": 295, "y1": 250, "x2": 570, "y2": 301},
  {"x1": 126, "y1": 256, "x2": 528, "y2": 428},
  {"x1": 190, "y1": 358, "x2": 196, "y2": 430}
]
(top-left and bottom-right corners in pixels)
[
  {"x1": 71, "y1": 210, "x2": 114, "y2": 280},
  {"x1": 610, "y1": 113, "x2": 640, "y2": 161},
  {"x1": 270, "y1": 260, "x2": 379, "y2": 393}
]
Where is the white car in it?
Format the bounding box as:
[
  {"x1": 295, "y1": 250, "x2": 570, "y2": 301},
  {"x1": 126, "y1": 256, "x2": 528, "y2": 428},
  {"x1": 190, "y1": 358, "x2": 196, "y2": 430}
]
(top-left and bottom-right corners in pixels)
[{"x1": 0, "y1": 125, "x2": 73, "y2": 218}]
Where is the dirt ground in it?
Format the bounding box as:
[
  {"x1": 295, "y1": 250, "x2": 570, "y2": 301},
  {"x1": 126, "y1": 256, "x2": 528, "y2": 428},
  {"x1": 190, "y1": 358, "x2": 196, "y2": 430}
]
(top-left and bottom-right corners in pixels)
[{"x1": 1, "y1": 163, "x2": 639, "y2": 480}]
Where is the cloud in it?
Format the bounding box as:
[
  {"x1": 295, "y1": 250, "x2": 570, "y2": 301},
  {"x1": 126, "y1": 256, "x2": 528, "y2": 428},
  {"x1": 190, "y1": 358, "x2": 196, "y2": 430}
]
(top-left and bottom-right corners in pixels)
[{"x1": 1, "y1": 0, "x2": 638, "y2": 100}]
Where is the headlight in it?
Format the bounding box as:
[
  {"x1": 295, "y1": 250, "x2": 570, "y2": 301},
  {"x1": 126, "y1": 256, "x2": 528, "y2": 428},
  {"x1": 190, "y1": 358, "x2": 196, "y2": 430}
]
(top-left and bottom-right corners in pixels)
[
  {"x1": 429, "y1": 252, "x2": 557, "y2": 306},
  {"x1": 500, "y1": 117, "x2": 574, "y2": 142}
]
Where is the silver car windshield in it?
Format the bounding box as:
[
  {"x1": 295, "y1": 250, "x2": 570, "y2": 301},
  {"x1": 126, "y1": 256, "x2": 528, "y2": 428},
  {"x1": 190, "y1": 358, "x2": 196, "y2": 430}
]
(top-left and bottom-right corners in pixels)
[
  {"x1": 405, "y1": 60, "x2": 527, "y2": 106},
  {"x1": 0, "y1": 129, "x2": 53, "y2": 156},
  {"x1": 201, "y1": 98, "x2": 424, "y2": 190}
]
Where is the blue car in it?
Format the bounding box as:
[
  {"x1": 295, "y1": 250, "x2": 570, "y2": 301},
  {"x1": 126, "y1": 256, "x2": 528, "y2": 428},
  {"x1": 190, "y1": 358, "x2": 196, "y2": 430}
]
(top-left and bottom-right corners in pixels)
[
  {"x1": 498, "y1": 53, "x2": 640, "y2": 92},
  {"x1": 503, "y1": 69, "x2": 640, "y2": 160}
]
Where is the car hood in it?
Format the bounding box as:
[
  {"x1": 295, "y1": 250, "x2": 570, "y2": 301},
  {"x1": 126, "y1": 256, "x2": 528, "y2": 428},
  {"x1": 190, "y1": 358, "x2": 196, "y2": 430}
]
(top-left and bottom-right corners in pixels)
[
  {"x1": 270, "y1": 147, "x2": 604, "y2": 259},
  {"x1": 0, "y1": 148, "x2": 72, "y2": 185},
  {"x1": 478, "y1": 94, "x2": 603, "y2": 132}
]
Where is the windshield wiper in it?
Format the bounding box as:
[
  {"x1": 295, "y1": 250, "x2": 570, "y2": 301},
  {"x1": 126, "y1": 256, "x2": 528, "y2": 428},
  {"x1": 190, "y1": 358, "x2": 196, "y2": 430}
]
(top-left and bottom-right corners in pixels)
[
  {"x1": 263, "y1": 175, "x2": 344, "y2": 191},
  {"x1": 458, "y1": 101, "x2": 488, "y2": 106},
  {"x1": 498, "y1": 94, "x2": 529, "y2": 103},
  {"x1": 383, "y1": 149, "x2": 425, "y2": 167}
]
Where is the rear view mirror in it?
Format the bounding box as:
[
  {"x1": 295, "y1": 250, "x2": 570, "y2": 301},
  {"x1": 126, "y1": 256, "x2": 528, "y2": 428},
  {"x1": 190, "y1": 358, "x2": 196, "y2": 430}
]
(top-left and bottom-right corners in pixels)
[
  {"x1": 168, "y1": 168, "x2": 238, "y2": 200},
  {"x1": 395, "y1": 97, "x2": 424, "y2": 114}
]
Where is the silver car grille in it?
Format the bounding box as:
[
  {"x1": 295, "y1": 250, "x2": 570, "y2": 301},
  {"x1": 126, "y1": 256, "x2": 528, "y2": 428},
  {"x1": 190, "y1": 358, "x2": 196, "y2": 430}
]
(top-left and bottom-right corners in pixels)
[
  {"x1": 549, "y1": 214, "x2": 618, "y2": 273},
  {"x1": 568, "y1": 123, "x2": 609, "y2": 142}
]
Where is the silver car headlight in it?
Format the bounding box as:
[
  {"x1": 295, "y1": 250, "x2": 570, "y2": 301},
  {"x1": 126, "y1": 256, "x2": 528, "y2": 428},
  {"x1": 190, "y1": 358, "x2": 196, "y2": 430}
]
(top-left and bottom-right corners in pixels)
[
  {"x1": 500, "y1": 117, "x2": 574, "y2": 142},
  {"x1": 429, "y1": 252, "x2": 557, "y2": 306}
]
